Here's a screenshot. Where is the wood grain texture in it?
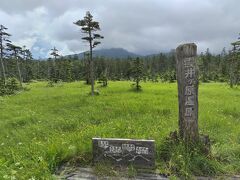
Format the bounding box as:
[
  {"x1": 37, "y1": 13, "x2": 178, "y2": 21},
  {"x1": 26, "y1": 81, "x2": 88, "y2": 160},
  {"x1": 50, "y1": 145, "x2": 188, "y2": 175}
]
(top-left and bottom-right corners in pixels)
[{"x1": 176, "y1": 43, "x2": 199, "y2": 142}]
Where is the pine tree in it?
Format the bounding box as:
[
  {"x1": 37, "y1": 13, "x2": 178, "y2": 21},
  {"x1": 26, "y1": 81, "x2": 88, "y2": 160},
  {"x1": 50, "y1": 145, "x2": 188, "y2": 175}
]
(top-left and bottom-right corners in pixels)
[
  {"x1": 131, "y1": 57, "x2": 144, "y2": 91},
  {"x1": 74, "y1": 11, "x2": 104, "y2": 96},
  {"x1": 50, "y1": 47, "x2": 60, "y2": 60},
  {"x1": 83, "y1": 52, "x2": 91, "y2": 84},
  {"x1": 203, "y1": 48, "x2": 211, "y2": 82},
  {"x1": 229, "y1": 33, "x2": 240, "y2": 87},
  {"x1": 65, "y1": 59, "x2": 73, "y2": 82},
  {"x1": 6, "y1": 43, "x2": 23, "y2": 87},
  {"x1": 99, "y1": 68, "x2": 108, "y2": 87},
  {"x1": 24, "y1": 48, "x2": 33, "y2": 82},
  {"x1": 50, "y1": 47, "x2": 60, "y2": 82},
  {"x1": 219, "y1": 48, "x2": 228, "y2": 81},
  {"x1": 0, "y1": 25, "x2": 11, "y2": 84}
]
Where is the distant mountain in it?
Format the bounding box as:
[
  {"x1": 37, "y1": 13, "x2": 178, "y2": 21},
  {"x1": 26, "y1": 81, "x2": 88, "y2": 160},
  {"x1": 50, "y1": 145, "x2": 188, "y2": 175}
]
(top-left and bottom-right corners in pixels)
[{"x1": 68, "y1": 48, "x2": 141, "y2": 59}]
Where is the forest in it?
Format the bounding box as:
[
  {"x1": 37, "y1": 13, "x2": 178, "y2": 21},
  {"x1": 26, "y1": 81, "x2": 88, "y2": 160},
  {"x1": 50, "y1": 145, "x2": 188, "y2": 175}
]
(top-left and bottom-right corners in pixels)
[
  {"x1": 0, "y1": 40, "x2": 240, "y2": 86},
  {"x1": 0, "y1": 23, "x2": 240, "y2": 93}
]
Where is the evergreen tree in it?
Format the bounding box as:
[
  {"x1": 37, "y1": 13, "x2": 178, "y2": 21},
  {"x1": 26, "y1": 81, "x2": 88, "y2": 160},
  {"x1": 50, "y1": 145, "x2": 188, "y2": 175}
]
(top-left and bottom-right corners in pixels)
[
  {"x1": 0, "y1": 25, "x2": 11, "y2": 84},
  {"x1": 131, "y1": 57, "x2": 144, "y2": 91},
  {"x1": 202, "y1": 48, "x2": 211, "y2": 82},
  {"x1": 229, "y1": 33, "x2": 240, "y2": 87},
  {"x1": 83, "y1": 52, "x2": 91, "y2": 84},
  {"x1": 99, "y1": 68, "x2": 108, "y2": 87},
  {"x1": 219, "y1": 47, "x2": 228, "y2": 81},
  {"x1": 50, "y1": 47, "x2": 60, "y2": 82},
  {"x1": 50, "y1": 47, "x2": 60, "y2": 60},
  {"x1": 74, "y1": 11, "x2": 104, "y2": 96},
  {"x1": 21, "y1": 46, "x2": 33, "y2": 82},
  {"x1": 6, "y1": 43, "x2": 23, "y2": 87}
]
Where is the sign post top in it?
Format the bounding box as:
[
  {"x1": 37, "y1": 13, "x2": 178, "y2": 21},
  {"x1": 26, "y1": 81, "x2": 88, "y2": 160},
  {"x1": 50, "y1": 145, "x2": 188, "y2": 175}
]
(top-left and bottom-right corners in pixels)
[{"x1": 176, "y1": 43, "x2": 197, "y2": 57}]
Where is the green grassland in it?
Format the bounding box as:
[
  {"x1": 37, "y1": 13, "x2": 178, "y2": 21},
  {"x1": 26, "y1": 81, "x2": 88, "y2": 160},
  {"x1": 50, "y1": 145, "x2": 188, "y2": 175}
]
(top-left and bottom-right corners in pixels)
[{"x1": 0, "y1": 81, "x2": 240, "y2": 179}]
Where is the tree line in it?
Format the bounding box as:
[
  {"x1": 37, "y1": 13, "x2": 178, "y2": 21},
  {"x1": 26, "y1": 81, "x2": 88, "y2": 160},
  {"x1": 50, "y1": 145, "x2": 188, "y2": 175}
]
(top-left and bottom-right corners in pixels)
[
  {"x1": 0, "y1": 47, "x2": 238, "y2": 83},
  {"x1": 0, "y1": 11, "x2": 240, "y2": 96}
]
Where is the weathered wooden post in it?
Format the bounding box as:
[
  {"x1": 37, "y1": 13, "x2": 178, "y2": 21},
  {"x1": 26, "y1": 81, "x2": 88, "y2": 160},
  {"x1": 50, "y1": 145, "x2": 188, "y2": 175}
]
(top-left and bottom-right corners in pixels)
[{"x1": 176, "y1": 43, "x2": 199, "y2": 142}]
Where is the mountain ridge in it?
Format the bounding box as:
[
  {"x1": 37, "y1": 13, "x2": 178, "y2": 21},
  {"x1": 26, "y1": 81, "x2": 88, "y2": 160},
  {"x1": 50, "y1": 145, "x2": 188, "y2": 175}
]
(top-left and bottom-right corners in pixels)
[{"x1": 67, "y1": 48, "x2": 142, "y2": 59}]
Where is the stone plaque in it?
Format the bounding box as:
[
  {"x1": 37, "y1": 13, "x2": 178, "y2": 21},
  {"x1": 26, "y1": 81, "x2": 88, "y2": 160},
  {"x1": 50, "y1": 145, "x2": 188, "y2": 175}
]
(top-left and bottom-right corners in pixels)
[{"x1": 92, "y1": 138, "x2": 155, "y2": 168}]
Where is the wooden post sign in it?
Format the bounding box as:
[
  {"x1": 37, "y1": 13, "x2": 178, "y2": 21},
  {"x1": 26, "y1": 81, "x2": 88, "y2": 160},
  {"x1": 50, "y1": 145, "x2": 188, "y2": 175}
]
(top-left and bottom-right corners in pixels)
[
  {"x1": 92, "y1": 138, "x2": 155, "y2": 168},
  {"x1": 176, "y1": 43, "x2": 199, "y2": 142}
]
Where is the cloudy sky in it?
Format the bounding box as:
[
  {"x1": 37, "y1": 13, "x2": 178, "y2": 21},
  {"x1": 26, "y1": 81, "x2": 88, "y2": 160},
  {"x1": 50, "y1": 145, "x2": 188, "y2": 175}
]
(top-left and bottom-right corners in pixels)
[{"x1": 1, "y1": 0, "x2": 239, "y2": 58}]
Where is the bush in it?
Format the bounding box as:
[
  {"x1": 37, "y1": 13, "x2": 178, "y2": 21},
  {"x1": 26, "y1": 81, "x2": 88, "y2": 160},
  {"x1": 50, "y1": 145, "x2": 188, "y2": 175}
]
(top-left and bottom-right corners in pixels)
[
  {"x1": 158, "y1": 133, "x2": 221, "y2": 178},
  {"x1": 47, "y1": 81, "x2": 55, "y2": 87},
  {"x1": 6, "y1": 78, "x2": 21, "y2": 92},
  {"x1": 46, "y1": 80, "x2": 63, "y2": 87},
  {"x1": 99, "y1": 71, "x2": 108, "y2": 87},
  {"x1": 0, "y1": 80, "x2": 6, "y2": 95},
  {"x1": 0, "y1": 78, "x2": 22, "y2": 96},
  {"x1": 160, "y1": 71, "x2": 176, "y2": 83}
]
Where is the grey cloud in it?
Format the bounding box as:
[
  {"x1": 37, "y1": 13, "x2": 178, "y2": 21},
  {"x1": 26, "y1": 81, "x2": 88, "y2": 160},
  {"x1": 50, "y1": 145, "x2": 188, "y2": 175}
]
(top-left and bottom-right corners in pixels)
[{"x1": 0, "y1": 0, "x2": 239, "y2": 58}]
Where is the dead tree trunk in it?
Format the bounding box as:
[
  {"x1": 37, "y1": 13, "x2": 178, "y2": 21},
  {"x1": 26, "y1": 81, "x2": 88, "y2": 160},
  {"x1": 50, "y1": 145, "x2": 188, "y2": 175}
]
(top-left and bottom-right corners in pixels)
[{"x1": 176, "y1": 43, "x2": 199, "y2": 142}]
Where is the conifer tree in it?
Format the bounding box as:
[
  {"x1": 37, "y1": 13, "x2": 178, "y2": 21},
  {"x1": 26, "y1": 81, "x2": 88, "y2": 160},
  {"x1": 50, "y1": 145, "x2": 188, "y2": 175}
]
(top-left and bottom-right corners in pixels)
[
  {"x1": 6, "y1": 43, "x2": 23, "y2": 87},
  {"x1": 99, "y1": 68, "x2": 108, "y2": 87},
  {"x1": 229, "y1": 33, "x2": 240, "y2": 87},
  {"x1": 50, "y1": 47, "x2": 60, "y2": 82},
  {"x1": 50, "y1": 47, "x2": 60, "y2": 60},
  {"x1": 131, "y1": 57, "x2": 144, "y2": 91},
  {"x1": 74, "y1": 11, "x2": 104, "y2": 96},
  {"x1": 0, "y1": 25, "x2": 11, "y2": 84},
  {"x1": 22, "y1": 47, "x2": 33, "y2": 82},
  {"x1": 83, "y1": 52, "x2": 91, "y2": 84}
]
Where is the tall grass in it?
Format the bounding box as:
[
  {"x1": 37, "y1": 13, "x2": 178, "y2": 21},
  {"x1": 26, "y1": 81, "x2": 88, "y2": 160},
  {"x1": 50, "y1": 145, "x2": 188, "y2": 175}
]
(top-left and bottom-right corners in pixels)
[{"x1": 0, "y1": 81, "x2": 239, "y2": 179}]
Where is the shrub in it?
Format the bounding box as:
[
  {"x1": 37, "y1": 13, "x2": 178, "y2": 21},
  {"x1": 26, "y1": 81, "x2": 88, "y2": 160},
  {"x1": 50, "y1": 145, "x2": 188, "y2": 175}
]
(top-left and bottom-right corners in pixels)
[
  {"x1": 47, "y1": 81, "x2": 55, "y2": 87},
  {"x1": 99, "y1": 70, "x2": 108, "y2": 87},
  {"x1": 0, "y1": 78, "x2": 22, "y2": 96},
  {"x1": 160, "y1": 71, "x2": 176, "y2": 83},
  {"x1": 0, "y1": 79, "x2": 6, "y2": 95},
  {"x1": 158, "y1": 133, "x2": 221, "y2": 178},
  {"x1": 46, "y1": 80, "x2": 63, "y2": 87}
]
